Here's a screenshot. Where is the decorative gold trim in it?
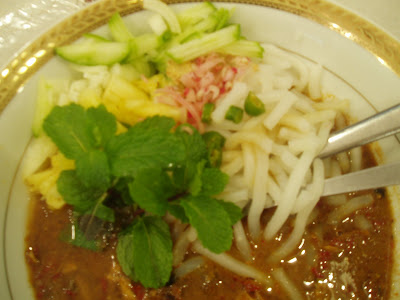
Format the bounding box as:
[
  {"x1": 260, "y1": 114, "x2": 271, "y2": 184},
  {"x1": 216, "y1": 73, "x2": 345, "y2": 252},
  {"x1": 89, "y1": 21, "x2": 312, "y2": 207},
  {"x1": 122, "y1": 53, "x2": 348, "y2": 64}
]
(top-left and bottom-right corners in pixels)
[{"x1": 0, "y1": 0, "x2": 399, "y2": 114}]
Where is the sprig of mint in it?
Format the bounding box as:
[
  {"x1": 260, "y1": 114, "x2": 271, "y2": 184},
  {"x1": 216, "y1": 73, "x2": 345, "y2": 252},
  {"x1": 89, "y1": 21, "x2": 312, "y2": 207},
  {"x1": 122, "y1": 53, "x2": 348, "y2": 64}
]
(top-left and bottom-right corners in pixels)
[
  {"x1": 117, "y1": 216, "x2": 173, "y2": 288},
  {"x1": 43, "y1": 103, "x2": 242, "y2": 289}
]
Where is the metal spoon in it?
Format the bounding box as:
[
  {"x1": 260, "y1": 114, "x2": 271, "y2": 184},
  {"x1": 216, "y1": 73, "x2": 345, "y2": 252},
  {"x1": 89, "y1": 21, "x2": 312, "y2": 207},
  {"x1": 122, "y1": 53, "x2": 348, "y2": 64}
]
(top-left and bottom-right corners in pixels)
[
  {"x1": 318, "y1": 103, "x2": 400, "y2": 158},
  {"x1": 322, "y1": 161, "x2": 400, "y2": 196},
  {"x1": 318, "y1": 103, "x2": 400, "y2": 195}
]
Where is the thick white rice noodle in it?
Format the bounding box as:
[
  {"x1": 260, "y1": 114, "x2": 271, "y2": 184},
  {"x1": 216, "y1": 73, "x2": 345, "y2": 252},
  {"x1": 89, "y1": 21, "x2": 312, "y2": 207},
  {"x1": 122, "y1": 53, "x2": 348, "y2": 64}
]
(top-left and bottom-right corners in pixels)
[
  {"x1": 200, "y1": 43, "x2": 348, "y2": 276},
  {"x1": 354, "y1": 214, "x2": 373, "y2": 231},
  {"x1": 233, "y1": 221, "x2": 252, "y2": 261},
  {"x1": 175, "y1": 44, "x2": 352, "y2": 292},
  {"x1": 271, "y1": 268, "x2": 304, "y2": 300},
  {"x1": 326, "y1": 194, "x2": 374, "y2": 225},
  {"x1": 192, "y1": 241, "x2": 272, "y2": 286},
  {"x1": 173, "y1": 256, "x2": 205, "y2": 279}
]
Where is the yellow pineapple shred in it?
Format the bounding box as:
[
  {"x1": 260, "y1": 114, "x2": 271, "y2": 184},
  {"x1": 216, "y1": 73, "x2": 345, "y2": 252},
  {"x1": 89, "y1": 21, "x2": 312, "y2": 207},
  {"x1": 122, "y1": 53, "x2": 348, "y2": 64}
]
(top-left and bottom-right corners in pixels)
[
  {"x1": 78, "y1": 88, "x2": 102, "y2": 108},
  {"x1": 26, "y1": 151, "x2": 75, "y2": 209},
  {"x1": 101, "y1": 74, "x2": 182, "y2": 125}
]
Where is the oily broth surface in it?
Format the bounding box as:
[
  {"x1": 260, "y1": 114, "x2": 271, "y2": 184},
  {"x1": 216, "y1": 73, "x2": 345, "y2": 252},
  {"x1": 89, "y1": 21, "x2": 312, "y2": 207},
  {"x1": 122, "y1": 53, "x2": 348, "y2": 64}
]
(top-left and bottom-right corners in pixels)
[{"x1": 25, "y1": 146, "x2": 393, "y2": 300}]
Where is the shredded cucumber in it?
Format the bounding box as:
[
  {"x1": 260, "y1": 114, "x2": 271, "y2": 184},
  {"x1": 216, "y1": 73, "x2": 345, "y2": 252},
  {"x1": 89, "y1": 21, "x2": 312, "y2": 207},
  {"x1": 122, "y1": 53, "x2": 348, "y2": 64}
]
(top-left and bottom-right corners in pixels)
[
  {"x1": 174, "y1": 8, "x2": 230, "y2": 45},
  {"x1": 177, "y1": 2, "x2": 217, "y2": 28},
  {"x1": 82, "y1": 33, "x2": 111, "y2": 43},
  {"x1": 32, "y1": 78, "x2": 65, "y2": 136},
  {"x1": 143, "y1": 0, "x2": 181, "y2": 34},
  {"x1": 109, "y1": 12, "x2": 135, "y2": 42},
  {"x1": 108, "y1": 12, "x2": 163, "y2": 63},
  {"x1": 166, "y1": 25, "x2": 240, "y2": 63},
  {"x1": 54, "y1": 1, "x2": 263, "y2": 73},
  {"x1": 148, "y1": 13, "x2": 168, "y2": 36},
  {"x1": 56, "y1": 41, "x2": 130, "y2": 66},
  {"x1": 134, "y1": 34, "x2": 163, "y2": 57},
  {"x1": 218, "y1": 39, "x2": 264, "y2": 58}
]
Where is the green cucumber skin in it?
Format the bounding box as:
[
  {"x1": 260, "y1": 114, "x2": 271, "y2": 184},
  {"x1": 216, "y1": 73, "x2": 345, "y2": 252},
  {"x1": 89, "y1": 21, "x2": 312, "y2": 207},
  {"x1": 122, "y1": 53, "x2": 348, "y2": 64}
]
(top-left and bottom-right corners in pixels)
[
  {"x1": 56, "y1": 42, "x2": 130, "y2": 66},
  {"x1": 166, "y1": 25, "x2": 241, "y2": 63},
  {"x1": 108, "y1": 12, "x2": 134, "y2": 42}
]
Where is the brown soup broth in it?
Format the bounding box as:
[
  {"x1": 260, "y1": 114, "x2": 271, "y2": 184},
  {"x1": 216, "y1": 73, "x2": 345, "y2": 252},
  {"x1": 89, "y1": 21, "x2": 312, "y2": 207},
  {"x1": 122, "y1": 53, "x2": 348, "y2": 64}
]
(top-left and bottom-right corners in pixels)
[{"x1": 25, "y1": 147, "x2": 394, "y2": 300}]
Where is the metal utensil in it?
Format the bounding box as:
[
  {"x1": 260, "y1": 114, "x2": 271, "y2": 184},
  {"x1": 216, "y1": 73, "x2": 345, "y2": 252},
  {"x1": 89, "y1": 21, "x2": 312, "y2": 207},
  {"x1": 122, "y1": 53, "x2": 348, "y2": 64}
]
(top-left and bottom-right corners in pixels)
[
  {"x1": 318, "y1": 103, "x2": 400, "y2": 158},
  {"x1": 317, "y1": 103, "x2": 400, "y2": 195},
  {"x1": 322, "y1": 161, "x2": 400, "y2": 196}
]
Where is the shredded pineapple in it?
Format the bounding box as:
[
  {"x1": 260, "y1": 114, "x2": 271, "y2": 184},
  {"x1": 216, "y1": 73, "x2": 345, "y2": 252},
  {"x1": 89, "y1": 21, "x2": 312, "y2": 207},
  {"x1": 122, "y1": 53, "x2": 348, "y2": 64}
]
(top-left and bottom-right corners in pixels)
[
  {"x1": 25, "y1": 151, "x2": 75, "y2": 209},
  {"x1": 78, "y1": 88, "x2": 102, "y2": 108},
  {"x1": 102, "y1": 74, "x2": 182, "y2": 125}
]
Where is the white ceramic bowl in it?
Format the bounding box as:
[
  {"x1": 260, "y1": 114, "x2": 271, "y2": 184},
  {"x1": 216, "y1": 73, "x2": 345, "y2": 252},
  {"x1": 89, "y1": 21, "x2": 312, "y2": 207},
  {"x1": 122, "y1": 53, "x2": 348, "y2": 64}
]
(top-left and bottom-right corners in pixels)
[{"x1": 1, "y1": 1, "x2": 400, "y2": 299}]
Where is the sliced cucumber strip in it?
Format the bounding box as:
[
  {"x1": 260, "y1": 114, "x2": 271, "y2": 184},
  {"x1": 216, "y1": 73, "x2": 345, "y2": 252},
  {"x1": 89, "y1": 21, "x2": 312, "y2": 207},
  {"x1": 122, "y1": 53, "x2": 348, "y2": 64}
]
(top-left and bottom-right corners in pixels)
[
  {"x1": 177, "y1": 2, "x2": 216, "y2": 28},
  {"x1": 174, "y1": 10, "x2": 220, "y2": 44},
  {"x1": 148, "y1": 13, "x2": 168, "y2": 36},
  {"x1": 135, "y1": 34, "x2": 163, "y2": 57},
  {"x1": 32, "y1": 78, "x2": 61, "y2": 136},
  {"x1": 55, "y1": 41, "x2": 130, "y2": 66},
  {"x1": 214, "y1": 8, "x2": 231, "y2": 30},
  {"x1": 130, "y1": 59, "x2": 155, "y2": 77},
  {"x1": 218, "y1": 39, "x2": 264, "y2": 58},
  {"x1": 123, "y1": 33, "x2": 163, "y2": 64},
  {"x1": 108, "y1": 12, "x2": 134, "y2": 42},
  {"x1": 166, "y1": 24, "x2": 240, "y2": 63},
  {"x1": 143, "y1": 0, "x2": 181, "y2": 34},
  {"x1": 173, "y1": 7, "x2": 231, "y2": 45},
  {"x1": 83, "y1": 33, "x2": 111, "y2": 42},
  {"x1": 110, "y1": 63, "x2": 142, "y2": 81}
]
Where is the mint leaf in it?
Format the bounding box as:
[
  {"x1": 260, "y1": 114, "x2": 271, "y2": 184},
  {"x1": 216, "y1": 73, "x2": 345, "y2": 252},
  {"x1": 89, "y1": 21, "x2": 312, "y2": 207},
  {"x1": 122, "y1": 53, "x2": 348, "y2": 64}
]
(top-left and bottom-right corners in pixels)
[
  {"x1": 188, "y1": 160, "x2": 206, "y2": 196},
  {"x1": 167, "y1": 201, "x2": 189, "y2": 223},
  {"x1": 175, "y1": 124, "x2": 208, "y2": 162},
  {"x1": 217, "y1": 200, "x2": 242, "y2": 225},
  {"x1": 171, "y1": 125, "x2": 208, "y2": 192},
  {"x1": 200, "y1": 168, "x2": 229, "y2": 196},
  {"x1": 43, "y1": 104, "x2": 116, "y2": 159},
  {"x1": 106, "y1": 117, "x2": 185, "y2": 177},
  {"x1": 128, "y1": 168, "x2": 175, "y2": 216},
  {"x1": 75, "y1": 150, "x2": 111, "y2": 189},
  {"x1": 57, "y1": 170, "x2": 105, "y2": 212},
  {"x1": 116, "y1": 229, "x2": 137, "y2": 280},
  {"x1": 181, "y1": 195, "x2": 233, "y2": 253},
  {"x1": 113, "y1": 177, "x2": 135, "y2": 205},
  {"x1": 61, "y1": 223, "x2": 101, "y2": 252},
  {"x1": 43, "y1": 104, "x2": 97, "y2": 159},
  {"x1": 171, "y1": 160, "x2": 197, "y2": 193},
  {"x1": 171, "y1": 125, "x2": 208, "y2": 193},
  {"x1": 87, "y1": 105, "x2": 117, "y2": 147},
  {"x1": 131, "y1": 115, "x2": 175, "y2": 132},
  {"x1": 117, "y1": 216, "x2": 173, "y2": 288},
  {"x1": 83, "y1": 203, "x2": 115, "y2": 222}
]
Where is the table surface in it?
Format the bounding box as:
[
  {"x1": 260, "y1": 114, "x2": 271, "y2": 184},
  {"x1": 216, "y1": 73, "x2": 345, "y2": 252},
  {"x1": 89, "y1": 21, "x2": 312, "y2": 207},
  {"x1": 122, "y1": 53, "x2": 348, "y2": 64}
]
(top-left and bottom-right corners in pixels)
[{"x1": 0, "y1": 0, "x2": 399, "y2": 71}]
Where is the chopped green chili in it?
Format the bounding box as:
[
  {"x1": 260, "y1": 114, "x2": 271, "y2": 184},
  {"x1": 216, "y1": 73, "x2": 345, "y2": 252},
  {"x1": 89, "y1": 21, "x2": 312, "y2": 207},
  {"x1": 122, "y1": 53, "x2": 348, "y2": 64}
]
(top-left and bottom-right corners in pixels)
[
  {"x1": 225, "y1": 105, "x2": 243, "y2": 124},
  {"x1": 244, "y1": 91, "x2": 265, "y2": 116},
  {"x1": 202, "y1": 131, "x2": 226, "y2": 168},
  {"x1": 202, "y1": 102, "x2": 215, "y2": 124}
]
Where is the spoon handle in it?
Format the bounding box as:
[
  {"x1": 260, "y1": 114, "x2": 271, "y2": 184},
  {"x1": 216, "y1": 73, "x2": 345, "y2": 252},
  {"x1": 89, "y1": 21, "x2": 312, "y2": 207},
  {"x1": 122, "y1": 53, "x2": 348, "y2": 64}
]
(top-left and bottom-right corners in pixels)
[
  {"x1": 318, "y1": 103, "x2": 400, "y2": 158},
  {"x1": 322, "y1": 161, "x2": 400, "y2": 196}
]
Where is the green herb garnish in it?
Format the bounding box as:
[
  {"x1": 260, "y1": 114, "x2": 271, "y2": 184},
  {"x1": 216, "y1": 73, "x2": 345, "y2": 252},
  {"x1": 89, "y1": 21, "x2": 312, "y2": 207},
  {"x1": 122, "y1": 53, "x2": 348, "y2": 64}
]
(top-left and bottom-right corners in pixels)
[{"x1": 43, "y1": 104, "x2": 242, "y2": 288}]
